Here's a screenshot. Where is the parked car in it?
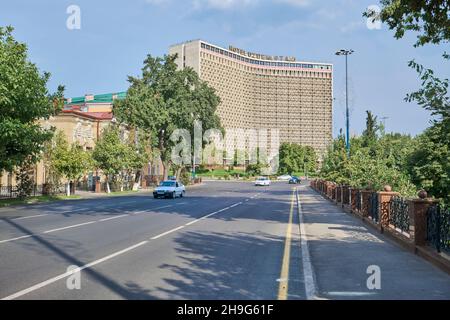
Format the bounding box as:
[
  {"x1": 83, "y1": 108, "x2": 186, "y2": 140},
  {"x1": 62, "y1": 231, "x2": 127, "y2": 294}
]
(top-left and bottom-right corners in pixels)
[
  {"x1": 289, "y1": 176, "x2": 301, "y2": 184},
  {"x1": 153, "y1": 181, "x2": 185, "y2": 199},
  {"x1": 255, "y1": 176, "x2": 271, "y2": 186},
  {"x1": 277, "y1": 175, "x2": 292, "y2": 181}
]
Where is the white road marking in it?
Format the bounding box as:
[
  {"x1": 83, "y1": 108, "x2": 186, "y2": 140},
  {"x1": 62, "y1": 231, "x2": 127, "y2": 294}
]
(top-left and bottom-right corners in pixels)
[
  {"x1": 99, "y1": 214, "x2": 129, "y2": 222},
  {"x1": 296, "y1": 188, "x2": 318, "y2": 300},
  {"x1": 14, "y1": 214, "x2": 49, "y2": 221},
  {"x1": 1, "y1": 240, "x2": 149, "y2": 300},
  {"x1": 150, "y1": 226, "x2": 185, "y2": 240},
  {"x1": 326, "y1": 291, "x2": 377, "y2": 297},
  {"x1": 0, "y1": 234, "x2": 33, "y2": 244},
  {"x1": 1, "y1": 197, "x2": 249, "y2": 299},
  {"x1": 43, "y1": 221, "x2": 97, "y2": 234}
]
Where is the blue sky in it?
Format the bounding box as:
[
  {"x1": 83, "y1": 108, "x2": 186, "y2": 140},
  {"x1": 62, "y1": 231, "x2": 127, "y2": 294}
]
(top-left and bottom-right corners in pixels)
[{"x1": 1, "y1": 0, "x2": 448, "y2": 137}]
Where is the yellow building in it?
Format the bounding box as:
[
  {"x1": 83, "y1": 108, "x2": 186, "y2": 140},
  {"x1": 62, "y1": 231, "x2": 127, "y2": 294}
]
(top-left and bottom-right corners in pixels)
[
  {"x1": 0, "y1": 93, "x2": 162, "y2": 195},
  {"x1": 169, "y1": 40, "x2": 333, "y2": 156}
]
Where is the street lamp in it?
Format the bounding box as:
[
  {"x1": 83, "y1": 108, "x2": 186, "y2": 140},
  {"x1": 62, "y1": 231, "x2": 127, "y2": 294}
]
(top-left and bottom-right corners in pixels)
[{"x1": 335, "y1": 49, "x2": 354, "y2": 157}]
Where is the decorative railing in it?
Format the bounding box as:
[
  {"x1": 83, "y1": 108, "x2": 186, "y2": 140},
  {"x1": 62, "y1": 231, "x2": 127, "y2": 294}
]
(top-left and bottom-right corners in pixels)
[
  {"x1": 389, "y1": 196, "x2": 410, "y2": 234},
  {"x1": 369, "y1": 192, "x2": 379, "y2": 222},
  {"x1": 427, "y1": 204, "x2": 450, "y2": 253},
  {"x1": 342, "y1": 186, "x2": 350, "y2": 205},
  {"x1": 0, "y1": 185, "x2": 64, "y2": 199},
  {"x1": 355, "y1": 190, "x2": 362, "y2": 213}
]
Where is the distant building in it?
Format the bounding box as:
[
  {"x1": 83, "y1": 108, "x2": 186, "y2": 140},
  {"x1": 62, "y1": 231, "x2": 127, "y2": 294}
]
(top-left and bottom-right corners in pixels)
[
  {"x1": 169, "y1": 40, "x2": 333, "y2": 157},
  {"x1": 0, "y1": 92, "x2": 163, "y2": 194}
]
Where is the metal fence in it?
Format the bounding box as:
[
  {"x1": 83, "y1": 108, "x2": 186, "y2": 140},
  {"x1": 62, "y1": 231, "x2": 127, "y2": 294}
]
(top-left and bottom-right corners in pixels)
[
  {"x1": 102, "y1": 181, "x2": 135, "y2": 193},
  {"x1": 355, "y1": 190, "x2": 362, "y2": 212},
  {"x1": 0, "y1": 184, "x2": 65, "y2": 199},
  {"x1": 427, "y1": 204, "x2": 450, "y2": 253},
  {"x1": 369, "y1": 192, "x2": 379, "y2": 222},
  {"x1": 389, "y1": 196, "x2": 410, "y2": 234}
]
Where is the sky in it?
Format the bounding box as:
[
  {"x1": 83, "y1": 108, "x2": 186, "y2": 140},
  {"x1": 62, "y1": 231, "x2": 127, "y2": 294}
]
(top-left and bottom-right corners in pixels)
[{"x1": 1, "y1": 0, "x2": 448, "y2": 137}]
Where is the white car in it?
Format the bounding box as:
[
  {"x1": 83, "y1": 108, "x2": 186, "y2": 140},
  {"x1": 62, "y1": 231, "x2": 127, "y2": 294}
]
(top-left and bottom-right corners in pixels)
[
  {"x1": 277, "y1": 175, "x2": 292, "y2": 181},
  {"x1": 255, "y1": 177, "x2": 271, "y2": 186},
  {"x1": 153, "y1": 181, "x2": 186, "y2": 199}
]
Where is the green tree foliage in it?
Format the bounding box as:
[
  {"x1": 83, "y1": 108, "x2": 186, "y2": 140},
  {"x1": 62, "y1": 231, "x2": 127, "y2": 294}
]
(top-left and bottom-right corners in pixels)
[
  {"x1": 407, "y1": 123, "x2": 450, "y2": 200},
  {"x1": 0, "y1": 26, "x2": 64, "y2": 173},
  {"x1": 113, "y1": 54, "x2": 222, "y2": 180},
  {"x1": 51, "y1": 131, "x2": 93, "y2": 195},
  {"x1": 364, "y1": 0, "x2": 450, "y2": 47},
  {"x1": 364, "y1": 0, "x2": 449, "y2": 200},
  {"x1": 278, "y1": 143, "x2": 318, "y2": 175},
  {"x1": 92, "y1": 126, "x2": 147, "y2": 193},
  {"x1": 320, "y1": 114, "x2": 417, "y2": 196}
]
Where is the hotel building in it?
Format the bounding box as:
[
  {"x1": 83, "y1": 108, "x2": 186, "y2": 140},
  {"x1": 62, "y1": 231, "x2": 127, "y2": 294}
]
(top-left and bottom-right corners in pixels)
[{"x1": 169, "y1": 40, "x2": 333, "y2": 156}]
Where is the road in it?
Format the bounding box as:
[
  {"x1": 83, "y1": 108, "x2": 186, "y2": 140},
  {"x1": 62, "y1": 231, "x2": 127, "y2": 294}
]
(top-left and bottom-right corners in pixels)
[{"x1": 0, "y1": 181, "x2": 449, "y2": 300}]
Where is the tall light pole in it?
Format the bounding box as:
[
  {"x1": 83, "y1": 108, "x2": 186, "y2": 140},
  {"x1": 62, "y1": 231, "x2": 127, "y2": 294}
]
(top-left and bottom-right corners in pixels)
[{"x1": 335, "y1": 49, "x2": 354, "y2": 157}]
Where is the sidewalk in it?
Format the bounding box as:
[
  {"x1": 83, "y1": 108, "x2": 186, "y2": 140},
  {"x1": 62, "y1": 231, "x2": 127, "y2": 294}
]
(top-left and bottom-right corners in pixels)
[{"x1": 298, "y1": 185, "x2": 450, "y2": 300}]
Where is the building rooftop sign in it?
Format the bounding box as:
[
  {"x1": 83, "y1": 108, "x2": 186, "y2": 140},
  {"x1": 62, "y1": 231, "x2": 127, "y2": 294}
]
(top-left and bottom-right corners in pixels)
[{"x1": 229, "y1": 45, "x2": 296, "y2": 62}]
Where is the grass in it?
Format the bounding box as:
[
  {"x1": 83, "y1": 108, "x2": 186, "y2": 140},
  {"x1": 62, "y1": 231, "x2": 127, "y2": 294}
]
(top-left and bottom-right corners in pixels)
[
  {"x1": 196, "y1": 168, "x2": 246, "y2": 178},
  {"x1": 0, "y1": 195, "x2": 81, "y2": 208}
]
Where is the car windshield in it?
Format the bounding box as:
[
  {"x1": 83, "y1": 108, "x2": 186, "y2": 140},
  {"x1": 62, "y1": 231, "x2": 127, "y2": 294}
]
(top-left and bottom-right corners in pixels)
[
  {"x1": 160, "y1": 181, "x2": 176, "y2": 187},
  {"x1": 257, "y1": 177, "x2": 268, "y2": 180}
]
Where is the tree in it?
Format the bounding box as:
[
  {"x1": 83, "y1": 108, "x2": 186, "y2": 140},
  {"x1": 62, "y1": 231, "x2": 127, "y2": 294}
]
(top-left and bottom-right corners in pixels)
[
  {"x1": 320, "y1": 114, "x2": 417, "y2": 195},
  {"x1": 0, "y1": 26, "x2": 64, "y2": 173},
  {"x1": 278, "y1": 143, "x2": 317, "y2": 176},
  {"x1": 52, "y1": 131, "x2": 93, "y2": 196},
  {"x1": 364, "y1": 0, "x2": 450, "y2": 47},
  {"x1": 362, "y1": 111, "x2": 380, "y2": 149},
  {"x1": 365, "y1": 1, "x2": 449, "y2": 199},
  {"x1": 113, "y1": 54, "x2": 222, "y2": 180},
  {"x1": 92, "y1": 126, "x2": 143, "y2": 193},
  {"x1": 407, "y1": 123, "x2": 450, "y2": 201}
]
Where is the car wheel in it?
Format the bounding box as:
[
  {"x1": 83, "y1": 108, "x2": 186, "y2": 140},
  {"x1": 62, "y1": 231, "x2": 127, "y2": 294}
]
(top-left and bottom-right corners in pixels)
[
  {"x1": 172, "y1": 191, "x2": 176, "y2": 199},
  {"x1": 153, "y1": 195, "x2": 158, "y2": 199},
  {"x1": 180, "y1": 191, "x2": 184, "y2": 198}
]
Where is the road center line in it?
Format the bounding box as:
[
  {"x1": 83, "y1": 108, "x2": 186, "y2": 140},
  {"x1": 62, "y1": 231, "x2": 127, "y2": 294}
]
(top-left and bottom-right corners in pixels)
[
  {"x1": 43, "y1": 221, "x2": 97, "y2": 234},
  {"x1": 0, "y1": 234, "x2": 33, "y2": 244},
  {"x1": 150, "y1": 226, "x2": 185, "y2": 240},
  {"x1": 277, "y1": 188, "x2": 296, "y2": 300},
  {"x1": 296, "y1": 187, "x2": 318, "y2": 300},
  {"x1": 14, "y1": 214, "x2": 49, "y2": 221},
  {"x1": 99, "y1": 214, "x2": 129, "y2": 222}
]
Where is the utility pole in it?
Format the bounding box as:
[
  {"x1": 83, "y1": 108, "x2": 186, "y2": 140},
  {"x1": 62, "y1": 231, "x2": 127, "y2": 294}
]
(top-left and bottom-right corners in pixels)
[{"x1": 335, "y1": 49, "x2": 354, "y2": 157}]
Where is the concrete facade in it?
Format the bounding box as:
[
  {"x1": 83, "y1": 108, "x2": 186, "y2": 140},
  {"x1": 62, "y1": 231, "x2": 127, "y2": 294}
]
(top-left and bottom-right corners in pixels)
[{"x1": 169, "y1": 40, "x2": 333, "y2": 156}]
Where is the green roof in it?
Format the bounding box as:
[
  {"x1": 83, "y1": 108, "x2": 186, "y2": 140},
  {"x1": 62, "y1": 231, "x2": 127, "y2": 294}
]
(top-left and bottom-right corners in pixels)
[{"x1": 66, "y1": 92, "x2": 127, "y2": 105}]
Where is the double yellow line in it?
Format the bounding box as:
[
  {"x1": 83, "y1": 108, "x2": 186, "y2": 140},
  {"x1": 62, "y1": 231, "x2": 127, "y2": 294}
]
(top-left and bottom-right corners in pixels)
[{"x1": 277, "y1": 187, "x2": 296, "y2": 300}]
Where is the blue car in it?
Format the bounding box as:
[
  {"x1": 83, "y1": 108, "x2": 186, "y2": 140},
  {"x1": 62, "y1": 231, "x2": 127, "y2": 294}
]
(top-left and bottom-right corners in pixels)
[{"x1": 289, "y1": 176, "x2": 301, "y2": 184}]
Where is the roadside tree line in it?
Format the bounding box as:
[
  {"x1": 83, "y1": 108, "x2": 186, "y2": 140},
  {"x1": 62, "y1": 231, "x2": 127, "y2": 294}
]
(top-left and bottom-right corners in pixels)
[{"x1": 322, "y1": 1, "x2": 449, "y2": 203}]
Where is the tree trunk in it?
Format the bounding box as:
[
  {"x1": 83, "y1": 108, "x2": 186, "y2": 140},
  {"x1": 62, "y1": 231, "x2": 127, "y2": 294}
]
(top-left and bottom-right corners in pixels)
[
  {"x1": 106, "y1": 177, "x2": 111, "y2": 194},
  {"x1": 133, "y1": 170, "x2": 141, "y2": 191},
  {"x1": 66, "y1": 182, "x2": 70, "y2": 197},
  {"x1": 162, "y1": 162, "x2": 169, "y2": 181},
  {"x1": 176, "y1": 167, "x2": 183, "y2": 181}
]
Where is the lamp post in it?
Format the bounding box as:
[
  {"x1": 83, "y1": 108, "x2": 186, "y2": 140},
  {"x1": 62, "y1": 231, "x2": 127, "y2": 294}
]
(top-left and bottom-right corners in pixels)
[{"x1": 335, "y1": 49, "x2": 354, "y2": 157}]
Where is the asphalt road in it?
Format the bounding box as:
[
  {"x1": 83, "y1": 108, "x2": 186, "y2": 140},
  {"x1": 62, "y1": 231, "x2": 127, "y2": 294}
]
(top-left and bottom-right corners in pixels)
[{"x1": 0, "y1": 181, "x2": 449, "y2": 300}]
